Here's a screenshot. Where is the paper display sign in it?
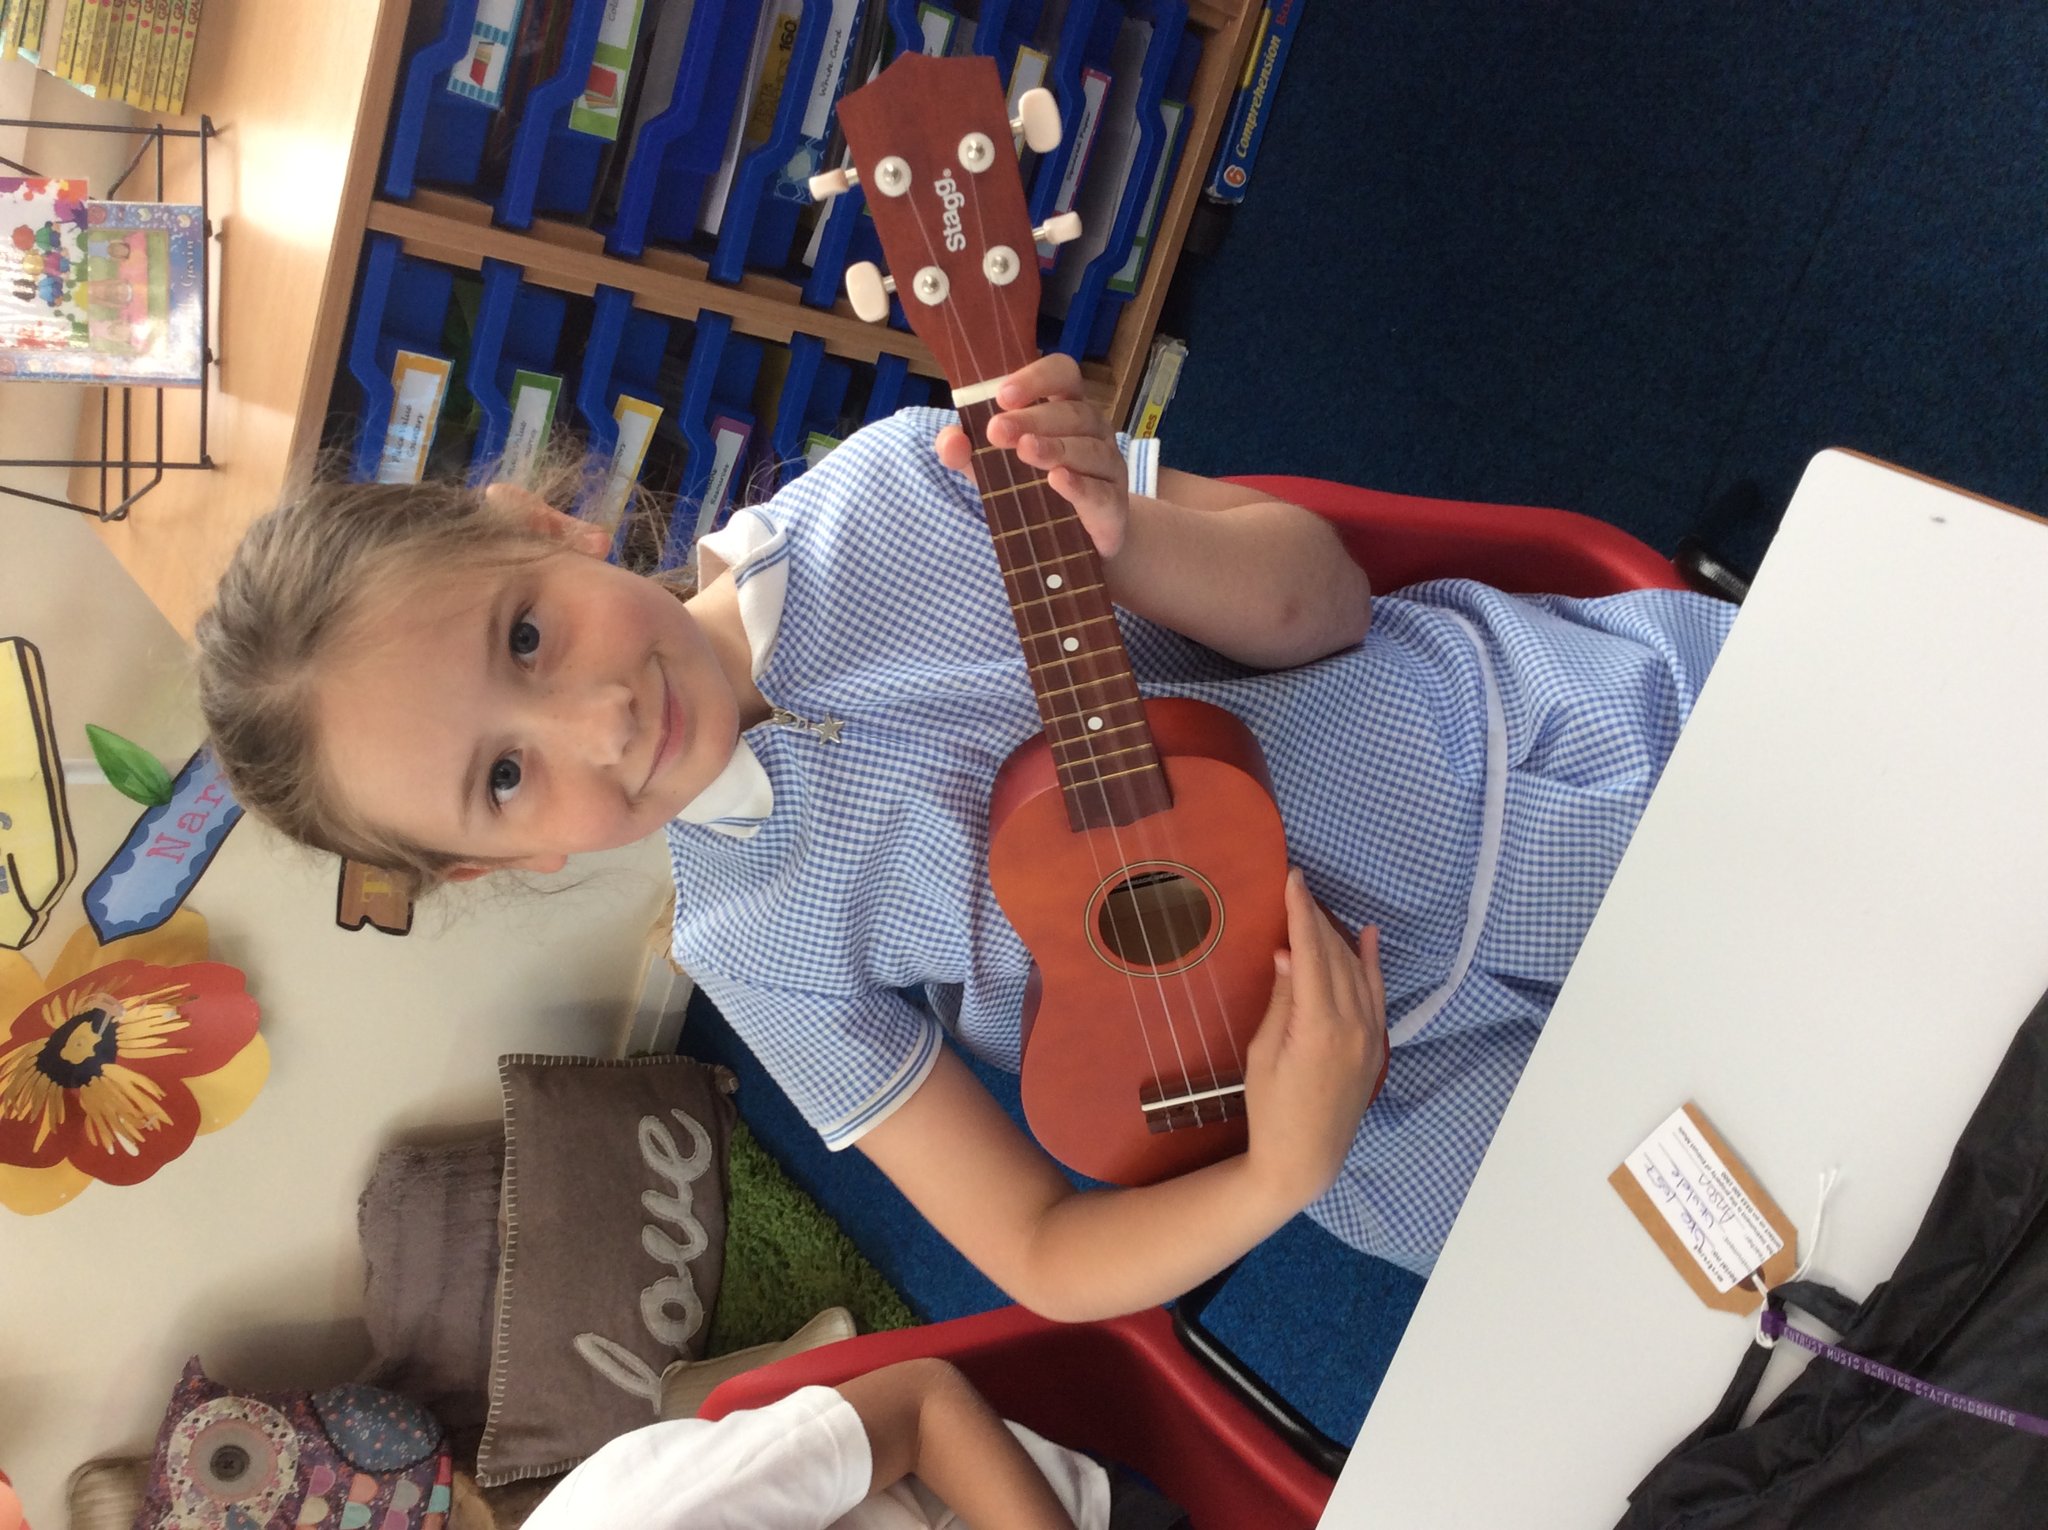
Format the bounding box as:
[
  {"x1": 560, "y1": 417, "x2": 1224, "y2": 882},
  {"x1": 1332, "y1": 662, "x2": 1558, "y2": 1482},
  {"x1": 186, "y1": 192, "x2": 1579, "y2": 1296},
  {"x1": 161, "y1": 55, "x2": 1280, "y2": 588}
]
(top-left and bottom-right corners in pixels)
[
  {"x1": 500, "y1": 368, "x2": 563, "y2": 485},
  {"x1": 569, "y1": 0, "x2": 647, "y2": 140},
  {"x1": 0, "y1": 638, "x2": 79, "y2": 950},
  {"x1": 447, "y1": 0, "x2": 527, "y2": 109},
  {"x1": 337, "y1": 858, "x2": 415, "y2": 936},
  {"x1": 597, "y1": 394, "x2": 663, "y2": 526},
  {"x1": 377, "y1": 350, "x2": 453, "y2": 484},
  {"x1": 83, "y1": 746, "x2": 243, "y2": 943},
  {"x1": 1610, "y1": 1102, "x2": 1799, "y2": 1314},
  {"x1": 698, "y1": 412, "x2": 754, "y2": 539},
  {"x1": 1109, "y1": 99, "x2": 1185, "y2": 296},
  {"x1": 1040, "y1": 67, "x2": 1111, "y2": 271}
]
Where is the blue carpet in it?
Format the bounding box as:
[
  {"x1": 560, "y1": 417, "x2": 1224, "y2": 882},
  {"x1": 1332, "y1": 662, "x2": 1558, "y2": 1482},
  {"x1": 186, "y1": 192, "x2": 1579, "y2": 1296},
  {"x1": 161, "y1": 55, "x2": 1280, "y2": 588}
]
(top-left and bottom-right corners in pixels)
[
  {"x1": 1160, "y1": 2, "x2": 2048, "y2": 575},
  {"x1": 678, "y1": 987, "x2": 1423, "y2": 1446}
]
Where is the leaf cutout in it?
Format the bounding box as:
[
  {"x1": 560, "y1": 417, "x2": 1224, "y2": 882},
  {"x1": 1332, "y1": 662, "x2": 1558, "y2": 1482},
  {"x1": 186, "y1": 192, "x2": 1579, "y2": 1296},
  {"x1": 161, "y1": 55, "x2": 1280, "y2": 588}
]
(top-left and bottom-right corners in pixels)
[{"x1": 85, "y1": 724, "x2": 174, "y2": 807}]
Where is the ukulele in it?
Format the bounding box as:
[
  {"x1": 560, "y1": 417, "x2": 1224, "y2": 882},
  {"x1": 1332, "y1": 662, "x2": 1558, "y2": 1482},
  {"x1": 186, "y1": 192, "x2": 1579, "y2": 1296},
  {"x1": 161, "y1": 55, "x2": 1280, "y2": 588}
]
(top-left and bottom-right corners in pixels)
[{"x1": 819, "y1": 53, "x2": 1291, "y2": 1187}]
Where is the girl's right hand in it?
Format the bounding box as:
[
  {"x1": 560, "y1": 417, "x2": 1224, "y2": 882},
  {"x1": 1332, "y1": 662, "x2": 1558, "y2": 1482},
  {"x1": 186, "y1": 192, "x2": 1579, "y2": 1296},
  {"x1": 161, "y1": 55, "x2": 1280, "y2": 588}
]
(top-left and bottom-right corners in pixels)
[{"x1": 1242, "y1": 867, "x2": 1389, "y2": 1211}]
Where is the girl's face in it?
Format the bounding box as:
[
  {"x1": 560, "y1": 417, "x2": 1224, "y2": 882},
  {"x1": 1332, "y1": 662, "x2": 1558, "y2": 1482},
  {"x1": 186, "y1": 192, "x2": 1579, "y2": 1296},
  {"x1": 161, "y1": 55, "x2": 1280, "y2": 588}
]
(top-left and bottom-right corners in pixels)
[{"x1": 313, "y1": 494, "x2": 742, "y2": 873}]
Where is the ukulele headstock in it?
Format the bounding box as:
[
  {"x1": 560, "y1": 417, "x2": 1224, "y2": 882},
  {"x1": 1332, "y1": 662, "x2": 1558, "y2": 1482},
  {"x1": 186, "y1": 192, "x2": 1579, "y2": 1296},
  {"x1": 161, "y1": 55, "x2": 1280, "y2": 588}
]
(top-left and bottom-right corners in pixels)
[{"x1": 818, "y1": 53, "x2": 1075, "y2": 393}]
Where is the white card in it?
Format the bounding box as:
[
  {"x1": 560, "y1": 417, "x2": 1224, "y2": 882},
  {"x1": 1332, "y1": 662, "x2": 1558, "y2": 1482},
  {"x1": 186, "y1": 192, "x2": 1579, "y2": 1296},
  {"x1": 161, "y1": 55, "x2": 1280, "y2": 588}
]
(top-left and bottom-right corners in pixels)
[{"x1": 1622, "y1": 1106, "x2": 1786, "y2": 1293}]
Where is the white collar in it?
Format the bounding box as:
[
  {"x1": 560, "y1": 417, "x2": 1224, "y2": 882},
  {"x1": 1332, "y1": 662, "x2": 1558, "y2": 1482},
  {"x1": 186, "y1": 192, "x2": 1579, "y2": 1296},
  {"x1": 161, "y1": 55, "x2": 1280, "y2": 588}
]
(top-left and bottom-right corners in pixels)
[{"x1": 671, "y1": 509, "x2": 787, "y2": 839}]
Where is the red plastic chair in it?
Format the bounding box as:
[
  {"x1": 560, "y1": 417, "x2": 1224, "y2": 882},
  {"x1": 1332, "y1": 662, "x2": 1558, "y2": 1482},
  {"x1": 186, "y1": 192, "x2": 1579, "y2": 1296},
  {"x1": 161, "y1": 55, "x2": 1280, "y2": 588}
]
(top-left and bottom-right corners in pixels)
[
  {"x1": 1226, "y1": 474, "x2": 1690, "y2": 597},
  {"x1": 699, "y1": 1303, "x2": 1335, "y2": 1529},
  {"x1": 700, "y1": 482, "x2": 1697, "y2": 1528}
]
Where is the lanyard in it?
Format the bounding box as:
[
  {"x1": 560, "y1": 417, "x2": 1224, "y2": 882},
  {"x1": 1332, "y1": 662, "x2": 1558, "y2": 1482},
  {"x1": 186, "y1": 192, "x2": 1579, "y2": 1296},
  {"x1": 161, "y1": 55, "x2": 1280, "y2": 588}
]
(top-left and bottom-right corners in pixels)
[{"x1": 1758, "y1": 1309, "x2": 2048, "y2": 1439}]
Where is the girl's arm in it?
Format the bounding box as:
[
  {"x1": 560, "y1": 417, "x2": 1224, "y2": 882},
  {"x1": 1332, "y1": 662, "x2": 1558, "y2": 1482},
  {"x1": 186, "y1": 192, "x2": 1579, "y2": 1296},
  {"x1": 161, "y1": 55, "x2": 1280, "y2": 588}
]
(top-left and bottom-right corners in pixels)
[
  {"x1": 933, "y1": 355, "x2": 1373, "y2": 670},
  {"x1": 838, "y1": 1359, "x2": 1078, "y2": 1530},
  {"x1": 860, "y1": 870, "x2": 1387, "y2": 1322}
]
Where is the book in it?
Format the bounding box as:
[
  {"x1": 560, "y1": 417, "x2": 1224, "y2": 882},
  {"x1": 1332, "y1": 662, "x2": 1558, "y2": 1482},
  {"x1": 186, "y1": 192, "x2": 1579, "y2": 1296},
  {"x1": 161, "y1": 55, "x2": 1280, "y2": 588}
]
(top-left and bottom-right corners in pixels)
[
  {"x1": 1123, "y1": 332, "x2": 1185, "y2": 439},
  {"x1": 166, "y1": 0, "x2": 201, "y2": 114},
  {"x1": 1038, "y1": 63, "x2": 1110, "y2": 272},
  {"x1": 1, "y1": 200, "x2": 208, "y2": 385},
  {"x1": 139, "y1": 0, "x2": 175, "y2": 109},
  {"x1": 0, "y1": 177, "x2": 91, "y2": 353},
  {"x1": 104, "y1": 0, "x2": 138, "y2": 102},
  {"x1": 1045, "y1": 16, "x2": 1152, "y2": 314},
  {"x1": 698, "y1": 0, "x2": 802, "y2": 238}
]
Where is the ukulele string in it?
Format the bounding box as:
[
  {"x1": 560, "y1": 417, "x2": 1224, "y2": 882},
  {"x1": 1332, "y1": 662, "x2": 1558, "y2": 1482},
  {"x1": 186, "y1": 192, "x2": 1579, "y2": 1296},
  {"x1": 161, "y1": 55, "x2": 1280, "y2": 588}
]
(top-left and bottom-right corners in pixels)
[
  {"x1": 945, "y1": 159, "x2": 1235, "y2": 1124},
  {"x1": 957, "y1": 148, "x2": 1245, "y2": 1108},
  {"x1": 908, "y1": 170, "x2": 1180, "y2": 1100}
]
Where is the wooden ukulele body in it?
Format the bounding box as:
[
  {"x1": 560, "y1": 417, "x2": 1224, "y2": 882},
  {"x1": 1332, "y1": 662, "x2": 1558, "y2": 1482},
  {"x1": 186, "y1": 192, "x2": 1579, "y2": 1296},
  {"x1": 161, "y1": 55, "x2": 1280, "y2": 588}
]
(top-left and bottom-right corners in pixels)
[{"x1": 989, "y1": 696, "x2": 1291, "y2": 1185}]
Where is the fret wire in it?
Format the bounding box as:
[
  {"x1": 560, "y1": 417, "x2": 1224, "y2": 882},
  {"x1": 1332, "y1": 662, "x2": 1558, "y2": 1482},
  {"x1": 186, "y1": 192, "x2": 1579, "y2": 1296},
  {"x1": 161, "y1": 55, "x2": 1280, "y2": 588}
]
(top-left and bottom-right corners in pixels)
[
  {"x1": 1048, "y1": 739, "x2": 1156, "y2": 765},
  {"x1": 1047, "y1": 716, "x2": 1150, "y2": 742},
  {"x1": 1054, "y1": 760, "x2": 1165, "y2": 788},
  {"x1": 1032, "y1": 672, "x2": 1143, "y2": 705},
  {"x1": 1004, "y1": 582, "x2": 1108, "y2": 613},
  {"x1": 980, "y1": 475, "x2": 1056, "y2": 503}
]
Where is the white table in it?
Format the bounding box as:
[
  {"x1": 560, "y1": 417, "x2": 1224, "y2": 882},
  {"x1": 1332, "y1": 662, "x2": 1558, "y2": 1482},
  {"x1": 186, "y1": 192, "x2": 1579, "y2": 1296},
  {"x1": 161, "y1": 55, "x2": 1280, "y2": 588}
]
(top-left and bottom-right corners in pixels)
[{"x1": 1325, "y1": 450, "x2": 2048, "y2": 1528}]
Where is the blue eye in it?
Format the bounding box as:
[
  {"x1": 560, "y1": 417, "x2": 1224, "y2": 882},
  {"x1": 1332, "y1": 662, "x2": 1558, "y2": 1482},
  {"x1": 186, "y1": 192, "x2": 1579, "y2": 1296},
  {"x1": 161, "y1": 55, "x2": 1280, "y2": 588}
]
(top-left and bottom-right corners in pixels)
[
  {"x1": 510, "y1": 614, "x2": 540, "y2": 659},
  {"x1": 489, "y1": 756, "x2": 523, "y2": 804}
]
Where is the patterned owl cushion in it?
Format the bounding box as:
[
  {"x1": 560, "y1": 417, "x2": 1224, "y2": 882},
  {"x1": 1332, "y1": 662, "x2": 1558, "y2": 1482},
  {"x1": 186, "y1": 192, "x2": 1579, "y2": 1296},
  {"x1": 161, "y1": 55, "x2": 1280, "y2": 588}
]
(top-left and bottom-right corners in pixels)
[
  {"x1": 475, "y1": 1054, "x2": 738, "y2": 1488},
  {"x1": 136, "y1": 1358, "x2": 454, "y2": 1529}
]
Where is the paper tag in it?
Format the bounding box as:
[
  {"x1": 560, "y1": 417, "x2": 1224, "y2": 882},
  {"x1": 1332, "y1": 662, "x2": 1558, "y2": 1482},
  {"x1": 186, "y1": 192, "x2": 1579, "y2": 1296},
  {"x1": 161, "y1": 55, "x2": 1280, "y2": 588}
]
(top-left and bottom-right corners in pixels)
[
  {"x1": 376, "y1": 351, "x2": 452, "y2": 485},
  {"x1": 1610, "y1": 1102, "x2": 1798, "y2": 1314},
  {"x1": 697, "y1": 413, "x2": 754, "y2": 538},
  {"x1": 1041, "y1": 67, "x2": 1111, "y2": 270},
  {"x1": 447, "y1": 0, "x2": 525, "y2": 109},
  {"x1": 500, "y1": 369, "x2": 562, "y2": 485},
  {"x1": 598, "y1": 394, "x2": 664, "y2": 526}
]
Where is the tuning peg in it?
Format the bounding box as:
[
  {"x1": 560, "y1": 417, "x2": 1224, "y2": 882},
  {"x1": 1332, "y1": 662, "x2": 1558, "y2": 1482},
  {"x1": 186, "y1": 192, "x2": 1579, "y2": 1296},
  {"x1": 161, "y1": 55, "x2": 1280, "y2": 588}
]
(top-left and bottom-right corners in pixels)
[
  {"x1": 1033, "y1": 211, "x2": 1083, "y2": 247},
  {"x1": 845, "y1": 261, "x2": 895, "y2": 323},
  {"x1": 808, "y1": 166, "x2": 858, "y2": 200},
  {"x1": 1013, "y1": 88, "x2": 1061, "y2": 153}
]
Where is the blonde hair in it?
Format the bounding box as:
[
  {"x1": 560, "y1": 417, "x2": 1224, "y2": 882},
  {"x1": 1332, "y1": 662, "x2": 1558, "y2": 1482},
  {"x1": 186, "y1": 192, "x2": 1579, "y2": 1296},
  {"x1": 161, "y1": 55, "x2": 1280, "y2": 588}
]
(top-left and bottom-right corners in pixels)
[{"x1": 195, "y1": 451, "x2": 689, "y2": 895}]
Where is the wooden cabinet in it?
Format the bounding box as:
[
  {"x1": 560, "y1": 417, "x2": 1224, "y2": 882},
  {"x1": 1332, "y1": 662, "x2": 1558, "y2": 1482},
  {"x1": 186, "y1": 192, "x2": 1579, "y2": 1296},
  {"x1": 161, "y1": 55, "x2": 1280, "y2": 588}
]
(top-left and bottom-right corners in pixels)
[{"x1": 89, "y1": 0, "x2": 1260, "y2": 638}]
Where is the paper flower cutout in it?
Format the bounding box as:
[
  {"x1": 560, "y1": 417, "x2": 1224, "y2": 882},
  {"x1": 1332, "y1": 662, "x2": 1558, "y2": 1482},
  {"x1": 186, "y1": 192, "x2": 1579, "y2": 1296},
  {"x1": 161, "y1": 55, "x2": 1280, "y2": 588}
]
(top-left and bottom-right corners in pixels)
[{"x1": 0, "y1": 908, "x2": 266, "y2": 1215}]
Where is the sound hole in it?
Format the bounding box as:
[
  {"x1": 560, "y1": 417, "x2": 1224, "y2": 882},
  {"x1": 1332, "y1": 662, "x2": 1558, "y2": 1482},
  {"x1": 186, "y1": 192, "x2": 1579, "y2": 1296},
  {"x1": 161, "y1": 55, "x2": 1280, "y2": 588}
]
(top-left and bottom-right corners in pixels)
[{"x1": 1097, "y1": 868, "x2": 1213, "y2": 968}]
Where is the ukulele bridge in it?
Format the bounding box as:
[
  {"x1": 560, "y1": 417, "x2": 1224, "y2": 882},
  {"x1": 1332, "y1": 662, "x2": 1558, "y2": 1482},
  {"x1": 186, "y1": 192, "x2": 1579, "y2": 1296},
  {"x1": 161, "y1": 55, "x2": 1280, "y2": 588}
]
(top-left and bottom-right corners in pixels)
[{"x1": 1139, "y1": 1072, "x2": 1247, "y2": 1134}]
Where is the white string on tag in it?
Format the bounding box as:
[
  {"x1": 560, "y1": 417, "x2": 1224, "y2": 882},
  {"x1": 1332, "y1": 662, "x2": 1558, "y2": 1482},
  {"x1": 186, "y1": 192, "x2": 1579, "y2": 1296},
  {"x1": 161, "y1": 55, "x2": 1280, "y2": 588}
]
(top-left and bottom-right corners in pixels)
[{"x1": 1750, "y1": 1165, "x2": 1842, "y2": 1348}]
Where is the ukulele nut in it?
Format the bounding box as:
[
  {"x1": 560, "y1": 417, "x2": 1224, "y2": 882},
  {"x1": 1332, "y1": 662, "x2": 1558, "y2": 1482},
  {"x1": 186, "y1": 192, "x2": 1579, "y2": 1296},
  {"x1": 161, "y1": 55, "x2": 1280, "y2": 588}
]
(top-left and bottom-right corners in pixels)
[
  {"x1": 959, "y1": 132, "x2": 996, "y2": 172},
  {"x1": 984, "y1": 245, "x2": 1021, "y2": 286},
  {"x1": 874, "y1": 156, "x2": 912, "y2": 197},
  {"x1": 912, "y1": 266, "x2": 951, "y2": 306}
]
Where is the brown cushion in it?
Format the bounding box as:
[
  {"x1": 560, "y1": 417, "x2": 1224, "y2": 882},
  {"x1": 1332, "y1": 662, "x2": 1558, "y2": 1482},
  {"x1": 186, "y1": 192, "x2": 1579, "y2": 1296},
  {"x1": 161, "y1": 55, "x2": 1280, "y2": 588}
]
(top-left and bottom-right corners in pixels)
[
  {"x1": 358, "y1": 1133, "x2": 506, "y2": 1436},
  {"x1": 476, "y1": 1054, "x2": 737, "y2": 1487}
]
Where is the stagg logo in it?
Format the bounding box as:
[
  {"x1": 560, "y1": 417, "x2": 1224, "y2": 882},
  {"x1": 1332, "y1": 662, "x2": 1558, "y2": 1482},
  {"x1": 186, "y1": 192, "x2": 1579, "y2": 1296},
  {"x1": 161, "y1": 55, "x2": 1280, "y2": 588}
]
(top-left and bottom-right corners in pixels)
[{"x1": 934, "y1": 170, "x2": 967, "y2": 252}]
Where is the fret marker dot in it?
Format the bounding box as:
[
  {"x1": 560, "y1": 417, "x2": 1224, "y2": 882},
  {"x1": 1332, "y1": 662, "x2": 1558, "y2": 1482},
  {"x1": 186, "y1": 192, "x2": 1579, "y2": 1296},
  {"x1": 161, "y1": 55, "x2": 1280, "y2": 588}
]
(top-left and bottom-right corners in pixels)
[
  {"x1": 1046, "y1": 573, "x2": 1064, "y2": 589},
  {"x1": 1087, "y1": 716, "x2": 1104, "y2": 730},
  {"x1": 1062, "y1": 637, "x2": 1080, "y2": 652}
]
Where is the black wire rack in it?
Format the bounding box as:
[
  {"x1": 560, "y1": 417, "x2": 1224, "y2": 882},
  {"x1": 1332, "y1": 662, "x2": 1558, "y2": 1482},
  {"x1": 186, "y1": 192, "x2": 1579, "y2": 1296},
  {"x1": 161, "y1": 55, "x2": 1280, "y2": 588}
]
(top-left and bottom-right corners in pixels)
[{"x1": 0, "y1": 113, "x2": 216, "y2": 521}]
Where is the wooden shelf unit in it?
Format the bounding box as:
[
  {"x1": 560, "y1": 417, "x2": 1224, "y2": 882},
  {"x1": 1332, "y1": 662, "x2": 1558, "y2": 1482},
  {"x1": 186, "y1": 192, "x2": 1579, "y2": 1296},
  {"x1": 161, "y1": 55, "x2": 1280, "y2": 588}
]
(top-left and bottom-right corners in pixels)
[{"x1": 90, "y1": 0, "x2": 1262, "y2": 639}]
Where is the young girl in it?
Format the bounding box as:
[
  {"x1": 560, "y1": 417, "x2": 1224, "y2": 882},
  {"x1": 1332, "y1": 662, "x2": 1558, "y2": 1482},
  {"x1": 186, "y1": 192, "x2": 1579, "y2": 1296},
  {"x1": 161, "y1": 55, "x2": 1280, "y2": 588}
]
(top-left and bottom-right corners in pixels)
[
  {"x1": 521, "y1": 1355, "x2": 1184, "y2": 1530},
  {"x1": 197, "y1": 353, "x2": 1732, "y2": 1308}
]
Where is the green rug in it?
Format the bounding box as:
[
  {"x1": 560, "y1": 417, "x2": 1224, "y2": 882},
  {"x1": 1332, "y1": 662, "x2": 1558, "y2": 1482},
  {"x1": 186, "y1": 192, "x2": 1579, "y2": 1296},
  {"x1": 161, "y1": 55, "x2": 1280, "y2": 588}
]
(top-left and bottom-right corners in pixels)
[{"x1": 708, "y1": 1121, "x2": 918, "y2": 1355}]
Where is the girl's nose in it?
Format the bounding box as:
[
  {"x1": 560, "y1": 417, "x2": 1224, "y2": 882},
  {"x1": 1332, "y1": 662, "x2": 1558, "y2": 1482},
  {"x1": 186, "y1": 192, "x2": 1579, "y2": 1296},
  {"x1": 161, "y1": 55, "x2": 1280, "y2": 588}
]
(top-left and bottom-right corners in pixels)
[{"x1": 540, "y1": 680, "x2": 636, "y2": 768}]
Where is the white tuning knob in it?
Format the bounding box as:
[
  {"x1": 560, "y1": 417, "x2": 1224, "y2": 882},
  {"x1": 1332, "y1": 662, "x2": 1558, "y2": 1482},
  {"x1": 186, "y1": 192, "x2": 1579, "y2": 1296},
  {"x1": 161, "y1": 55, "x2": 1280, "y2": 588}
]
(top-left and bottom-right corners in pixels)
[
  {"x1": 1033, "y1": 211, "x2": 1083, "y2": 247},
  {"x1": 1013, "y1": 88, "x2": 1061, "y2": 153},
  {"x1": 845, "y1": 262, "x2": 895, "y2": 323},
  {"x1": 808, "y1": 166, "x2": 858, "y2": 200}
]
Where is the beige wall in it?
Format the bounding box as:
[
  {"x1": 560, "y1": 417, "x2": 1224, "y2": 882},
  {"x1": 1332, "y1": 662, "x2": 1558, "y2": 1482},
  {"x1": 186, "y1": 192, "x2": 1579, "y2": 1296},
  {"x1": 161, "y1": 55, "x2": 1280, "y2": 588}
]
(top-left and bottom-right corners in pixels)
[{"x1": 0, "y1": 60, "x2": 673, "y2": 1528}]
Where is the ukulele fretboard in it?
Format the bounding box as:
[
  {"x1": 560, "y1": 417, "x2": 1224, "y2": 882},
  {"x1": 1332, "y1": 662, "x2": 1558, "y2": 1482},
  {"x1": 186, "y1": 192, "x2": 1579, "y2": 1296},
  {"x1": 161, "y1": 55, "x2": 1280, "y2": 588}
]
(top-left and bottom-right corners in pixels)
[{"x1": 957, "y1": 396, "x2": 1171, "y2": 830}]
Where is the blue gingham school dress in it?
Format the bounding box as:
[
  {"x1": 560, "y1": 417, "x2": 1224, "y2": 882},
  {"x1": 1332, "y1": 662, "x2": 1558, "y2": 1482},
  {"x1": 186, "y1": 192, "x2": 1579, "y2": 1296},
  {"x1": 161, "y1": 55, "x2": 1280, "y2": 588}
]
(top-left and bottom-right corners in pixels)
[{"x1": 666, "y1": 409, "x2": 1735, "y2": 1275}]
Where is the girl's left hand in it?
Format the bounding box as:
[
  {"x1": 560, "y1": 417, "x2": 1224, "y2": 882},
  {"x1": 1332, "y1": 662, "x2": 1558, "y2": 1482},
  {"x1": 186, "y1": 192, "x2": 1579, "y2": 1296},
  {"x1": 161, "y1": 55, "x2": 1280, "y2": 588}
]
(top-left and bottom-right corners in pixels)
[{"x1": 934, "y1": 352, "x2": 1133, "y2": 558}]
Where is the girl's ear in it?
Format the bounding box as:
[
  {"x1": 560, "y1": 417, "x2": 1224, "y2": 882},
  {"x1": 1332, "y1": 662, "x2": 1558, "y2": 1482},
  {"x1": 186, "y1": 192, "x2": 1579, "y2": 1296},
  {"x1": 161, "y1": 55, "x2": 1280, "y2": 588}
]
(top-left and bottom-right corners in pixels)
[{"x1": 484, "y1": 481, "x2": 611, "y2": 559}]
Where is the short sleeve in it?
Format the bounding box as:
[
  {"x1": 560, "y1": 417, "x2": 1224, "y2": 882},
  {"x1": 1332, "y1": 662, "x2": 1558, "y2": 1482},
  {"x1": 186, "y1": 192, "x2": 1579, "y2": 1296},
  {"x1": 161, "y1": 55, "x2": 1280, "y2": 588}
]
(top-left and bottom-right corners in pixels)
[
  {"x1": 692, "y1": 968, "x2": 946, "y2": 1150},
  {"x1": 521, "y1": 1388, "x2": 871, "y2": 1530}
]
